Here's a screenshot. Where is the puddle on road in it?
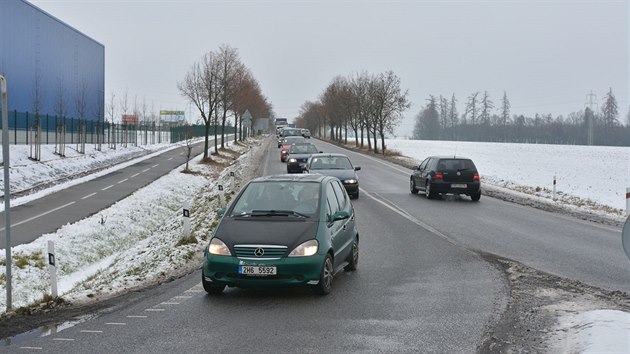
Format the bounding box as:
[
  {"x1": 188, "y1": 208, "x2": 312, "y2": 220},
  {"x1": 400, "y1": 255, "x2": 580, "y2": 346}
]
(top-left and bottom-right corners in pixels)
[{"x1": 2, "y1": 314, "x2": 96, "y2": 347}]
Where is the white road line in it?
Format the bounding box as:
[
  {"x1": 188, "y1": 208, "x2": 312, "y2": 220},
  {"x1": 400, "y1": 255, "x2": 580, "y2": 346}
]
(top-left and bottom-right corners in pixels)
[
  {"x1": 184, "y1": 289, "x2": 204, "y2": 293},
  {"x1": 102, "y1": 184, "x2": 114, "y2": 191},
  {"x1": 81, "y1": 192, "x2": 97, "y2": 200},
  {"x1": 126, "y1": 315, "x2": 148, "y2": 318},
  {"x1": 168, "y1": 157, "x2": 173, "y2": 161},
  {"x1": 117, "y1": 178, "x2": 128, "y2": 184},
  {"x1": 151, "y1": 164, "x2": 159, "y2": 168},
  {"x1": 145, "y1": 308, "x2": 165, "y2": 312},
  {"x1": 52, "y1": 338, "x2": 76, "y2": 341},
  {"x1": 106, "y1": 322, "x2": 126, "y2": 325},
  {"x1": 131, "y1": 173, "x2": 140, "y2": 178},
  {"x1": 19, "y1": 347, "x2": 42, "y2": 350},
  {"x1": 142, "y1": 168, "x2": 150, "y2": 173},
  {"x1": 1, "y1": 201, "x2": 76, "y2": 231},
  {"x1": 174, "y1": 295, "x2": 193, "y2": 299},
  {"x1": 80, "y1": 330, "x2": 103, "y2": 333},
  {"x1": 161, "y1": 302, "x2": 180, "y2": 305}
]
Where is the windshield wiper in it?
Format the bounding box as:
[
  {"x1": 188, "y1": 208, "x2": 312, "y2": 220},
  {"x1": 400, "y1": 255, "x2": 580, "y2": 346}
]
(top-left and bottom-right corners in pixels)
[
  {"x1": 250, "y1": 210, "x2": 309, "y2": 218},
  {"x1": 457, "y1": 168, "x2": 469, "y2": 172}
]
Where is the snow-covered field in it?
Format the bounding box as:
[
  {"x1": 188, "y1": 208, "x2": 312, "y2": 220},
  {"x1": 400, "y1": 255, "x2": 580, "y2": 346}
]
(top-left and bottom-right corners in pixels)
[
  {"x1": 385, "y1": 139, "x2": 630, "y2": 214},
  {"x1": 0, "y1": 136, "x2": 628, "y2": 352}
]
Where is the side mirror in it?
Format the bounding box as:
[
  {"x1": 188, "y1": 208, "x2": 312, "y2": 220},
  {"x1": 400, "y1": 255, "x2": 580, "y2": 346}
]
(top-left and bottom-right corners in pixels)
[
  {"x1": 412, "y1": 165, "x2": 419, "y2": 171},
  {"x1": 328, "y1": 210, "x2": 351, "y2": 223},
  {"x1": 319, "y1": 151, "x2": 323, "y2": 153},
  {"x1": 217, "y1": 208, "x2": 226, "y2": 217},
  {"x1": 354, "y1": 166, "x2": 361, "y2": 171}
]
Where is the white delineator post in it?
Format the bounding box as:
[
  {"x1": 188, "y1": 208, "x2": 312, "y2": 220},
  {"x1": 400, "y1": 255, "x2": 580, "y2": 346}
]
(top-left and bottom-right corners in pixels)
[
  {"x1": 552, "y1": 176, "x2": 557, "y2": 201},
  {"x1": 626, "y1": 187, "x2": 630, "y2": 216},
  {"x1": 183, "y1": 201, "x2": 190, "y2": 238},
  {"x1": 48, "y1": 241, "x2": 58, "y2": 298}
]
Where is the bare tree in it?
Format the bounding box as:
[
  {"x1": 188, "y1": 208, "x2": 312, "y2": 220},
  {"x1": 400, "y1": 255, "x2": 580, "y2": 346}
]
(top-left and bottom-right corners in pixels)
[
  {"x1": 217, "y1": 44, "x2": 244, "y2": 149},
  {"x1": 369, "y1": 71, "x2": 410, "y2": 154},
  {"x1": 464, "y1": 92, "x2": 479, "y2": 125},
  {"x1": 479, "y1": 91, "x2": 493, "y2": 126},
  {"x1": 601, "y1": 87, "x2": 619, "y2": 127}
]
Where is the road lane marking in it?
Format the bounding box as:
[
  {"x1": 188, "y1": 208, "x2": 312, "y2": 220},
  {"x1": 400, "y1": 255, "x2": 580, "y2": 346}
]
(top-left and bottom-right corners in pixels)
[
  {"x1": 161, "y1": 302, "x2": 179, "y2": 305},
  {"x1": 102, "y1": 185, "x2": 114, "y2": 191},
  {"x1": 2, "y1": 201, "x2": 76, "y2": 231},
  {"x1": 131, "y1": 173, "x2": 140, "y2": 178},
  {"x1": 52, "y1": 338, "x2": 76, "y2": 341},
  {"x1": 142, "y1": 168, "x2": 150, "y2": 173},
  {"x1": 81, "y1": 192, "x2": 97, "y2": 200},
  {"x1": 152, "y1": 164, "x2": 159, "y2": 168},
  {"x1": 126, "y1": 315, "x2": 148, "y2": 318},
  {"x1": 118, "y1": 178, "x2": 128, "y2": 184},
  {"x1": 145, "y1": 308, "x2": 165, "y2": 312},
  {"x1": 106, "y1": 323, "x2": 126, "y2": 325},
  {"x1": 174, "y1": 295, "x2": 193, "y2": 299},
  {"x1": 363, "y1": 189, "x2": 474, "y2": 256},
  {"x1": 168, "y1": 157, "x2": 173, "y2": 161},
  {"x1": 19, "y1": 347, "x2": 42, "y2": 350},
  {"x1": 80, "y1": 330, "x2": 103, "y2": 333}
]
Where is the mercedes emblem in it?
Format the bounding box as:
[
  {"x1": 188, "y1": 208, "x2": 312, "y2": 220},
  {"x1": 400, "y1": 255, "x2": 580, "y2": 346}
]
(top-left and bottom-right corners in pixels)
[{"x1": 254, "y1": 248, "x2": 265, "y2": 257}]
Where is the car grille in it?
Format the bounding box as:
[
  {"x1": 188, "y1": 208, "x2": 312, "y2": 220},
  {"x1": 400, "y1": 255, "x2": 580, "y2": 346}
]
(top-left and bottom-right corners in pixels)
[{"x1": 234, "y1": 245, "x2": 288, "y2": 259}]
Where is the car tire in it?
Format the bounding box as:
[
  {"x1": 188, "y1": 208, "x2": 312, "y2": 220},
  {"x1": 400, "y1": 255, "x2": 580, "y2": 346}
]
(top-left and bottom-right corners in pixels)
[
  {"x1": 425, "y1": 180, "x2": 437, "y2": 199},
  {"x1": 471, "y1": 190, "x2": 481, "y2": 202},
  {"x1": 344, "y1": 237, "x2": 359, "y2": 271},
  {"x1": 314, "y1": 253, "x2": 334, "y2": 295},
  {"x1": 410, "y1": 178, "x2": 418, "y2": 194},
  {"x1": 202, "y1": 273, "x2": 225, "y2": 295}
]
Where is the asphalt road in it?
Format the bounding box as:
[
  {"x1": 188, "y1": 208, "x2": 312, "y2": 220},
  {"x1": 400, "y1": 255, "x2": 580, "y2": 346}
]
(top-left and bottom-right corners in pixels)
[
  {"x1": 2, "y1": 136, "x2": 508, "y2": 353},
  {"x1": 3, "y1": 136, "x2": 627, "y2": 353},
  {"x1": 0, "y1": 139, "x2": 214, "y2": 247}
]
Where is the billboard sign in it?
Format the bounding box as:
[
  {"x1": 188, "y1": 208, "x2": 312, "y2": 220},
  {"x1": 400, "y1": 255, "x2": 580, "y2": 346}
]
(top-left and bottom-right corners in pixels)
[
  {"x1": 122, "y1": 114, "x2": 139, "y2": 124},
  {"x1": 160, "y1": 110, "x2": 185, "y2": 122}
]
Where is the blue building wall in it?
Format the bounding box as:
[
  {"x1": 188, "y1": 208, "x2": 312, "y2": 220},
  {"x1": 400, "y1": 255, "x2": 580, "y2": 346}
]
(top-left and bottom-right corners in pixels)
[{"x1": 0, "y1": 0, "x2": 104, "y2": 124}]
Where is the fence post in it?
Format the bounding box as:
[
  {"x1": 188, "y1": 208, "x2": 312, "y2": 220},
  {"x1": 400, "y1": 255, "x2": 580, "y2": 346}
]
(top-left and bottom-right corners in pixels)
[
  {"x1": 14, "y1": 110, "x2": 17, "y2": 144},
  {"x1": 25, "y1": 112, "x2": 28, "y2": 145}
]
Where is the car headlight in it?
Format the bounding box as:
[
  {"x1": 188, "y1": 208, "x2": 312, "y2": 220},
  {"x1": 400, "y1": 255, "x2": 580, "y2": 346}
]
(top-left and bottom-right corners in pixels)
[
  {"x1": 288, "y1": 158, "x2": 297, "y2": 163},
  {"x1": 281, "y1": 150, "x2": 287, "y2": 154},
  {"x1": 208, "y1": 238, "x2": 231, "y2": 256},
  {"x1": 344, "y1": 179, "x2": 358, "y2": 184},
  {"x1": 288, "y1": 240, "x2": 318, "y2": 257}
]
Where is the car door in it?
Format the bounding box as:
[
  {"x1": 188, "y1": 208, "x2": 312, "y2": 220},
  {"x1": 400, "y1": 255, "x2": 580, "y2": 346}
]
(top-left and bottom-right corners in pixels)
[
  {"x1": 325, "y1": 182, "x2": 346, "y2": 269},
  {"x1": 331, "y1": 180, "x2": 353, "y2": 262},
  {"x1": 414, "y1": 158, "x2": 431, "y2": 189}
]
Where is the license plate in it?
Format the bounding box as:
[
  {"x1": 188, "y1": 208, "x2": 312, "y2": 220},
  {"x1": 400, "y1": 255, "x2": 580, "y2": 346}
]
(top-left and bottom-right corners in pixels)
[
  {"x1": 239, "y1": 265, "x2": 277, "y2": 276},
  {"x1": 451, "y1": 184, "x2": 467, "y2": 188}
]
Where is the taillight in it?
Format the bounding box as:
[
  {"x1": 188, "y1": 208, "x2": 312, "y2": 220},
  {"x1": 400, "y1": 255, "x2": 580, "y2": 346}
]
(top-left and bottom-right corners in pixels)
[
  {"x1": 473, "y1": 173, "x2": 479, "y2": 181},
  {"x1": 434, "y1": 172, "x2": 443, "y2": 180}
]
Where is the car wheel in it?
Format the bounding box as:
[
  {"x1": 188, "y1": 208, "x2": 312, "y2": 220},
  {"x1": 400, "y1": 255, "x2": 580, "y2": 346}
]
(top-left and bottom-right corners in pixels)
[
  {"x1": 410, "y1": 178, "x2": 418, "y2": 194},
  {"x1": 471, "y1": 190, "x2": 481, "y2": 202},
  {"x1": 344, "y1": 237, "x2": 359, "y2": 271},
  {"x1": 314, "y1": 253, "x2": 334, "y2": 295},
  {"x1": 202, "y1": 273, "x2": 225, "y2": 295},
  {"x1": 425, "y1": 180, "x2": 437, "y2": 199}
]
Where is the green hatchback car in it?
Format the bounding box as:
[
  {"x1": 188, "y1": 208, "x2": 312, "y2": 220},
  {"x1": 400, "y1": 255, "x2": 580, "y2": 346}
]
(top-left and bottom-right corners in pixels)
[{"x1": 202, "y1": 174, "x2": 359, "y2": 295}]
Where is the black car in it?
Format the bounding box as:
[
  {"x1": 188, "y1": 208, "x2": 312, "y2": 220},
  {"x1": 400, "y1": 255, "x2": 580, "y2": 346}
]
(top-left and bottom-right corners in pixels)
[
  {"x1": 410, "y1": 156, "x2": 481, "y2": 201},
  {"x1": 305, "y1": 153, "x2": 361, "y2": 199},
  {"x1": 286, "y1": 143, "x2": 320, "y2": 173}
]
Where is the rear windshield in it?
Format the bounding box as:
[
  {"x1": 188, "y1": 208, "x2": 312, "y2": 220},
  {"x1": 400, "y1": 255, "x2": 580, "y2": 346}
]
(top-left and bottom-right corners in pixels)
[
  {"x1": 290, "y1": 144, "x2": 318, "y2": 154},
  {"x1": 437, "y1": 159, "x2": 476, "y2": 171},
  {"x1": 310, "y1": 156, "x2": 352, "y2": 170}
]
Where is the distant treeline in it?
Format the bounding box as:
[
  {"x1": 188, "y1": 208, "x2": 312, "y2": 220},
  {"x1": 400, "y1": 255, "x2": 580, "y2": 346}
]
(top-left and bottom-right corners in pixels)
[{"x1": 413, "y1": 90, "x2": 630, "y2": 147}]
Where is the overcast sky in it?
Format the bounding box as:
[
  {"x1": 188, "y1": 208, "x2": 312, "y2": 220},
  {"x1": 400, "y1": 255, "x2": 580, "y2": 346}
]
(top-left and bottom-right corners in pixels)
[{"x1": 30, "y1": 0, "x2": 628, "y2": 135}]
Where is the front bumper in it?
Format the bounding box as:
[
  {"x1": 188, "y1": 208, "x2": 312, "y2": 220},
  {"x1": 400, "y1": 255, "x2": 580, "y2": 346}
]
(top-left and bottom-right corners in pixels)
[
  {"x1": 342, "y1": 183, "x2": 359, "y2": 195},
  {"x1": 203, "y1": 254, "x2": 324, "y2": 288},
  {"x1": 287, "y1": 162, "x2": 306, "y2": 173}
]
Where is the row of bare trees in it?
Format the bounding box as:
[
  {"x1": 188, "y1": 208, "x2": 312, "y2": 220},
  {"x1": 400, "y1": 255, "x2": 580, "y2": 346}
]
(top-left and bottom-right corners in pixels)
[
  {"x1": 295, "y1": 71, "x2": 410, "y2": 155},
  {"x1": 178, "y1": 44, "x2": 272, "y2": 160},
  {"x1": 106, "y1": 90, "x2": 162, "y2": 126}
]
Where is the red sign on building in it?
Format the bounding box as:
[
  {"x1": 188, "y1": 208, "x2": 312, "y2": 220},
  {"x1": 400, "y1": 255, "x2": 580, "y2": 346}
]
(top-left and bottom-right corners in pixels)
[{"x1": 122, "y1": 114, "x2": 139, "y2": 124}]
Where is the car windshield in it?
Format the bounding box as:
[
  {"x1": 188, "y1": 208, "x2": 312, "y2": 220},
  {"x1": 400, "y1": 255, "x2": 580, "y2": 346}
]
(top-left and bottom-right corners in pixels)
[
  {"x1": 309, "y1": 156, "x2": 352, "y2": 170},
  {"x1": 283, "y1": 137, "x2": 304, "y2": 145},
  {"x1": 230, "y1": 181, "x2": 321, "y2": 217},
  {"x1": 283, "y1": 129, "x2": 302, "y2": 136},
  {"x1": 289, "y1": 144, "x2": 318, "y2": 154}
]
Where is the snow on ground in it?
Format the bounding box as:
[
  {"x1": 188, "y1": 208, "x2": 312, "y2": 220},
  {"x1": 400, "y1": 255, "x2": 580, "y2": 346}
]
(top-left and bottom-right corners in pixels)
[
  {"x1": 384, "y1": 139, "x2": 630, "y2": 214},
  {"x1": 0, "y1": 136, "x2": 629, "y2": 352}
]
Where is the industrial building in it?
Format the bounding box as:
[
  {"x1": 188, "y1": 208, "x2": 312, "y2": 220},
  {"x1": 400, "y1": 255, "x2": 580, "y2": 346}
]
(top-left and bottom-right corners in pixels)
[{"x1": 0, "y1": 0, "x2": 105, "y2": 129}]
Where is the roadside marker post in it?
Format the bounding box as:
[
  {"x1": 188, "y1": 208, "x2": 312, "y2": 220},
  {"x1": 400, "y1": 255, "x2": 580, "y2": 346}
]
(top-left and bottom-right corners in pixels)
[
  {"x1": 218, "y1": 185, "x2": 225, "y2": 208},
  {"x1": 626, "y1": 187, "x2": 630, "y2": 216},
  {"x1": 1, "y1": 75, "x2": 12, "y2": 310},
  {"x1": 623, "y1": 217, "x2": 630, "y2": 262},
  {"x1": 183, "y1": 201, "x2": 190, "y2": 238},
  {"x1": 552, "y1": 176, "x2": 557, "y2": 201},
  {"x1": 48, "y1": 241, "x2": 58, "y2": 298}
]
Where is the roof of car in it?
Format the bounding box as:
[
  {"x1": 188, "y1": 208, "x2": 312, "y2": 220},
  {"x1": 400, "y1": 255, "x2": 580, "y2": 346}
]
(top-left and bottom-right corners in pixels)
[
  {"x1": 251, "y1": 174, "x2": 329, "y2": 183},
  {"x1": 308, "y1": 153, "x2": 351, "y2": 159},
  {"x1": 429, "y1": 155, "x2": 473, "y2": 160}
]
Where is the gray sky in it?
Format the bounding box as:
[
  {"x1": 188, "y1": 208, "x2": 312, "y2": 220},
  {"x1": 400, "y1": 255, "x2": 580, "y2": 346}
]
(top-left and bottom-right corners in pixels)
[{"x1": 30, "y1": 0, "x2": 628, "y2": 135}]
